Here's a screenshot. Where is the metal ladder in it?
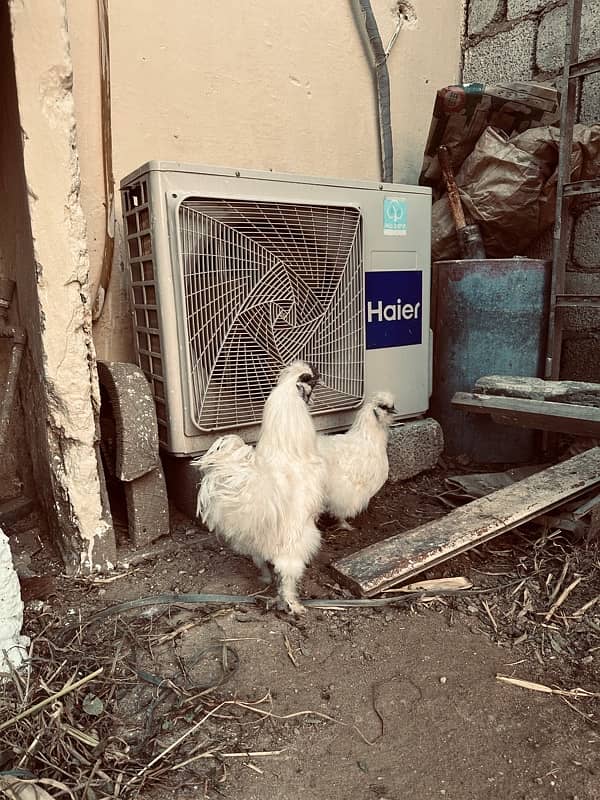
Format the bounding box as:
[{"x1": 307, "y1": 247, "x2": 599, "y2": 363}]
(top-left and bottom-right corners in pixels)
[{"x1": 545, "y1": 0, "x2": 600, "y2": 380}]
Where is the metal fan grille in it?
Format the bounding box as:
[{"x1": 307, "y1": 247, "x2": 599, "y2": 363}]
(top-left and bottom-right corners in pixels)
[{"x1": 178, "y1": 197, "x2": 364, "y2": 431}]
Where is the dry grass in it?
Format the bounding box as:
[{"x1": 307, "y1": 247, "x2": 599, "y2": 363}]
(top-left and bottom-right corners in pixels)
[{"x1": 0, "y1": 606, "x2": 294, "y2": 798}]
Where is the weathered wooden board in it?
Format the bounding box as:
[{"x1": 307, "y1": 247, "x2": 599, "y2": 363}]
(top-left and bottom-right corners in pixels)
[
  {"x1": 332, "y1": 448, "x2": 600, "y2": 597},
  {"x1": 475, "y1": 376, "x2": 600, "y2": 407},
  {"x1": 452, "y1": 392, "x2": 600, "y2": 437}
]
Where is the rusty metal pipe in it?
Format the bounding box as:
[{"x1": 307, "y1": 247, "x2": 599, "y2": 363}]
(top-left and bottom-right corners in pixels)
[{"x1": 0, "y1": 277, "x2": 26, "y2": 452}]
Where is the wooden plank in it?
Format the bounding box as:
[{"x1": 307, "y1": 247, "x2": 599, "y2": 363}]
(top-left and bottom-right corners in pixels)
[
  {"x1": 332, "y1": 448, "x2": 600, "y2": 597},
  {"x1": 570, "y1": 53, "x2": 600, "y2": 78},
  {"x1": 563, "y1": 178, "x2": 600, "y2": 197},
  {"x1": 452, "y1": 392, "x2": 600, "y2": 437},
  {"x1": 555, "y1": 293, "x2": 600, "y2": 309},
  {"x1": 474, "y1": 376, "x2": 600, "y2": 406}
]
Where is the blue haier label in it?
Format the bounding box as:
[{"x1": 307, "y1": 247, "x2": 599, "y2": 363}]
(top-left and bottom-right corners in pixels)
[{"x1": 365, "y1": 270, "x2": 422, "y2": 350}]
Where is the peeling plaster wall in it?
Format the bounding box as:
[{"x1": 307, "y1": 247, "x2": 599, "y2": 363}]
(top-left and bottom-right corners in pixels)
[
  {"x1": 64, "y1": 0, "x2": 464, "y2": 363},
  {"x1": 8, "y1": 0, "x2": 115, "y2": 572}
]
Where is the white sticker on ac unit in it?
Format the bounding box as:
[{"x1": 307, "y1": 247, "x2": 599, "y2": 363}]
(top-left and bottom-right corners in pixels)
[{"x1": 383, "y1": 197, "x2": 408, "y2": 236}]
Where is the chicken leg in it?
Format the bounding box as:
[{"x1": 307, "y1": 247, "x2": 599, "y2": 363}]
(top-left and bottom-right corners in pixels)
[
  {"x1": 272, "y1": 555, "x2": 306, "y2": 616},
  {"x1": 252, "y1": 555, "x2": 273, "y2": 586}
]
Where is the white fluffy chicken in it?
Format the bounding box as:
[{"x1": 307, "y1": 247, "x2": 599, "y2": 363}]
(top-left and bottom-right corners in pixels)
[
  {"x1": 194, "y1": 361, "x2": 325, "y2": 615},
  {"x1": 317, "y1": 391, "x2": 398, "y2": 530}
]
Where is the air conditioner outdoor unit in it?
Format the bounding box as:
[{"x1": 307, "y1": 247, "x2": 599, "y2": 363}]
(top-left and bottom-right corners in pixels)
[{"x1": 120, "y1": 162, "x2": 432, "y2": 457}]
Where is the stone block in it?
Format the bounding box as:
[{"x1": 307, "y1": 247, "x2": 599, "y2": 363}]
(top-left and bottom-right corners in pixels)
[
  {"x1": 507, "y1": 0, "x2": 551, "y2": 19},
  {"x1": 463, "y1": 21, "x2": 536, "y2": 84},
  {"x1": 537, "y1": 1, "x2": 600, "y2": 74},
  {"x1": 561, "y1": 334, "x2": 600, "y2": 381},
  {"x1": 573, "y1": 206, "x2": 600, "y2": 269},
  {"x1": 563, "y1": 272, "x2": 600, "y2": 333},
  {"x1": 388, "y1": 418, "x2": 444, "y2": 483},
  {"x1": 468, "y1": 0, "x2": 503, "y2": 35},
  {"x1": 580, "y1": 72, "x2": 600, "y2": 124}
]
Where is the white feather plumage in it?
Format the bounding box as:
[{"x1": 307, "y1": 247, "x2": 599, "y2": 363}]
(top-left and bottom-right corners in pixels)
[
  {"x1": 194, "y1": 361, "x2": 325, "y2": 615},
  {"x1": 317, "y1": 391, "x2": 397, "y2": 530}
]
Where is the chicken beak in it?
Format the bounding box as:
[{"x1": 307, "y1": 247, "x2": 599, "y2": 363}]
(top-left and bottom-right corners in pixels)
[{"x1": 390, "y1": 408, "x2": 403, "y2": 424}]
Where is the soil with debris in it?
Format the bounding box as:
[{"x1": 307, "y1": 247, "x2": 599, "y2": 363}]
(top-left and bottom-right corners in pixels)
[{"x1": 3, "y1": 461, "x2": 599, "y2": 800}]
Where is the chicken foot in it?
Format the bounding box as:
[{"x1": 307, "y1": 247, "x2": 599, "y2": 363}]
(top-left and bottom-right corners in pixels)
[
  {"x1": 272, "y1": 556, "x2": 306, "y2": 616},
  {"x1": 334, "y1": 518, "x2": 355, "y2": 532}
]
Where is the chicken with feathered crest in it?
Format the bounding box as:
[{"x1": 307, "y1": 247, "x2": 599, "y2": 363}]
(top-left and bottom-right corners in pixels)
[
  {"x1": 318, "y1": 391, "x2": 398, "y2": 530},
  {"x1": 194, "y1": 361, "x2": 324, "y2": 615}
]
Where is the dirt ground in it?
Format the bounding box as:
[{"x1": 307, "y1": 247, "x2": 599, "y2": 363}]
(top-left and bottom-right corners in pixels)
[{"x1": 5, "y1": 462, "x2": 600, "y2": 800}]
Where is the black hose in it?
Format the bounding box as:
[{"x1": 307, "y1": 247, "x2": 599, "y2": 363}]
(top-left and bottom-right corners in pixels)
[{"x1": 357, "y1": 0, "x2": 394, "y2": 183}]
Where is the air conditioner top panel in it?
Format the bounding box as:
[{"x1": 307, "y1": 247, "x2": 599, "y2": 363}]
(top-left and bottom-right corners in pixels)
[{"x1": 119, "y1": 160, "x2": 432, "y2": 197}]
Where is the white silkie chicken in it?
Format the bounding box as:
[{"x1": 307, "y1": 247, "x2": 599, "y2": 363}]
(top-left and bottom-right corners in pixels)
[
  {"x1": 194, "y1": 361, "x2": 325, "y2": 615},
  {"x1": 317, "y1": 391, "x2": 398, "y2": 530}
]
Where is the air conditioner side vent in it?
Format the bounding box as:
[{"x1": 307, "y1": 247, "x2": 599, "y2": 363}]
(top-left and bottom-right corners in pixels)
[{"x1": 123, "y1": 178, "x2": 170, "y2": 447}]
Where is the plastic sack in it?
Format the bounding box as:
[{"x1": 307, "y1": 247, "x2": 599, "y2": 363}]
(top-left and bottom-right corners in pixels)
[{"x1": 431, "y1": 123, "x2": 600, "y2": 262}]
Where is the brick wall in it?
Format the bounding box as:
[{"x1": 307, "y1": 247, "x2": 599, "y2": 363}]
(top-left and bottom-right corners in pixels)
[{"x1": 462, "y1": 0, "x2": 600, "y2": 381}]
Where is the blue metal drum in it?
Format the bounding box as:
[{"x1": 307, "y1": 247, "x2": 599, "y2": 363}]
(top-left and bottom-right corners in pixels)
[{"x1": 430, "y1": 258, "x2": 551, "y2": 463}]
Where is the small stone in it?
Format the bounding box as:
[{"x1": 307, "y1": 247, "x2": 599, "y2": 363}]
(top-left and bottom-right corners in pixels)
[
  {"x1": 439, "y1": 676, "x2": 447, "y2": 684},
  {"x1": 82, "y1": 693, "x2": 104, "y2": 716}
]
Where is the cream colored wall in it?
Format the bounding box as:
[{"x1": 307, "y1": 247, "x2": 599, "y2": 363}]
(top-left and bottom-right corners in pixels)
[{"x1": 66, "y1": 0, "x2": 464, "y2": 362}]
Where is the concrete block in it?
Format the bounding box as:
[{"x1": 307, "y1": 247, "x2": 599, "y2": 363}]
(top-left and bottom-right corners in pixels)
[
  {"x1": 388, "y1": 418, "x2": 444, "y2": 483},
  {"x1": 463, "y1": 21, "x2": 536, "y2": 84},
  {"x1": 573, "y1": 206, "x2": 600, "y2": 269},
  {"x1": 580, "y1": 72, "x2": 600, "y2": 124},
  {"x1": 0, "y1": 526, "x2": 29, "y2": 671},
  {"x1": 507, "y1": 0, "x2": 550, "y2": 19},
  {"x1": 563, "y1": 272, "x2": 600, "y2": 332},
  {"x1": 468, "y1": 0, "x2": 503, "y2": 35},
  {"x1": 561, "y1": 334, "x2": 600, "y2": 381},
  {"x1": 537, "y1": 1, "x2": 600, "y2": 74}
]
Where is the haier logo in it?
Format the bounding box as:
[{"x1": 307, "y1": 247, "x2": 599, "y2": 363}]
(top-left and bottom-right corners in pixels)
[
  {"x1": 365, "y1": 270, "x2": 422, "y2": 350},
  {"x1": 367, "y1": 298, "x2": 421, "y2": 323}
]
